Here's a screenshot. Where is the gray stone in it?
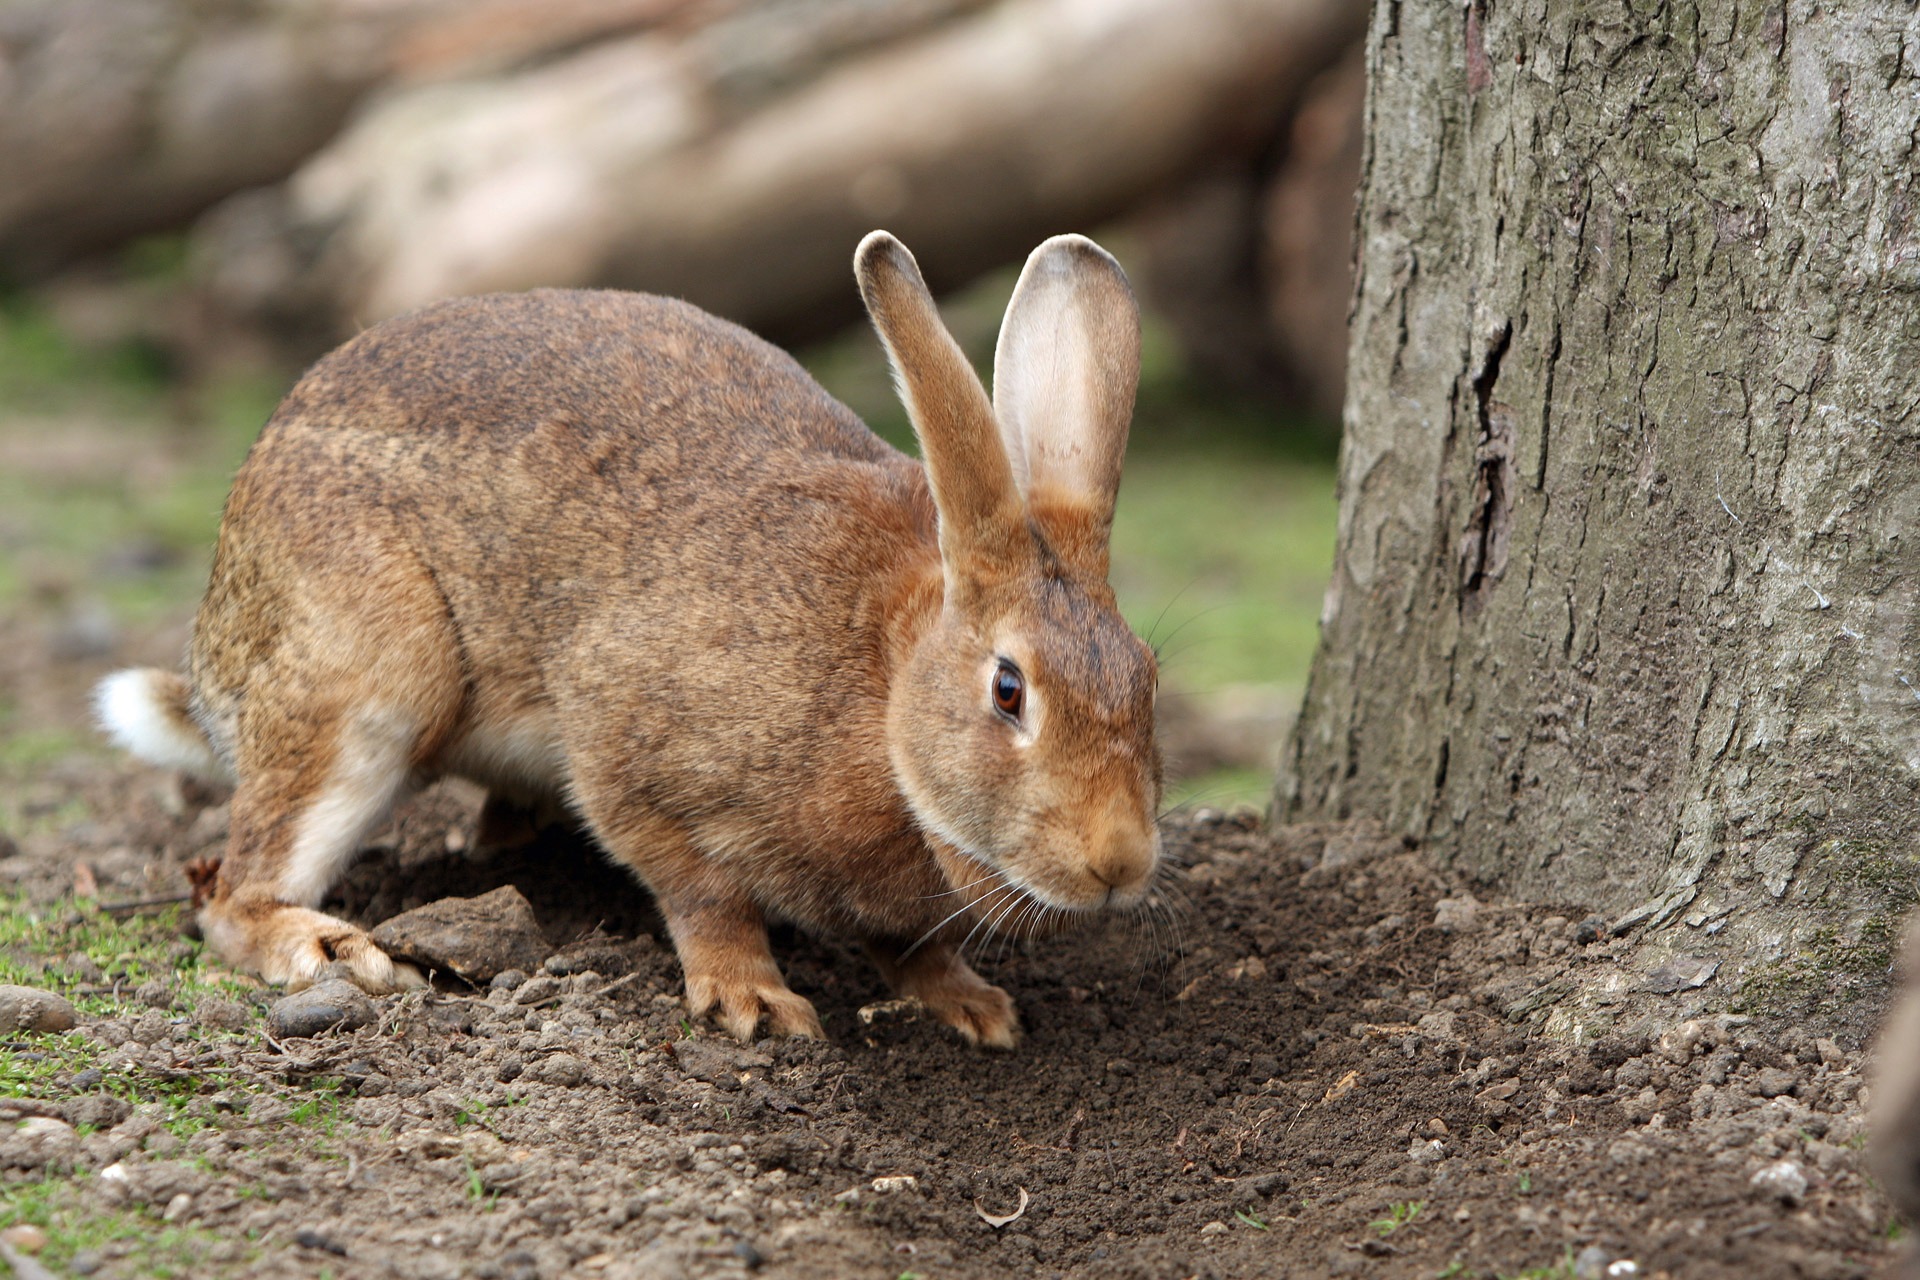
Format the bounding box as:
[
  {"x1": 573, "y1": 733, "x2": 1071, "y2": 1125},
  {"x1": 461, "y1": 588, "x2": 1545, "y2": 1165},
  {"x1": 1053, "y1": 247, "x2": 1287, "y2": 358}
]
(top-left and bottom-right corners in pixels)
[
  {"x1": 1573, "y1": 1245, "x2": 1613, "y2": 1280},
  {"x1": 0, "y1": 986, "x2": 77, "y2": 1034},
  {"x1": 266, "y1": 981, "x2": 377, "y2": 1038},
  {"x1": 0, "y1": 1116, "x2": 78, "y2": 1170},
  {"x1": 1750, "y1": 1159, "x2": 1808, "y2": 1204},
  {"x1": 63, "y1": 1094, "x2": 131, "y2": 1132},
  {"x1": 369, "y1": 886, "x2": 550, "y2": 984},
  {"x1": 132, "y1": 980, "x2": 173, "y2": 1009},
  {"x1": 512, "y1": 976, "x2": 564, "y2": 1006}
]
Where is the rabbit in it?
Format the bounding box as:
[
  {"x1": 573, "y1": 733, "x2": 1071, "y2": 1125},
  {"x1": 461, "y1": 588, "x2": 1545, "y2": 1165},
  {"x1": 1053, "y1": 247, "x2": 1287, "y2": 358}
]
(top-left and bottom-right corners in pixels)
[{"x1": 95, "y1": 230, "x2": 1163, "y2": 1047}]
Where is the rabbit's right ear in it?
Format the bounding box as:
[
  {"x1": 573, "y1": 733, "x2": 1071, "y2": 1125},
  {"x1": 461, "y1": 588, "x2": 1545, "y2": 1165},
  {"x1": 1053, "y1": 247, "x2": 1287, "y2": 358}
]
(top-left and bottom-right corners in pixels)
[
  {"x1": 991, "y1": 235, "x2": 1140, "y2": 581},
  {"x1": 856, "y1": 232, "x2": 1029, "y2": 592}
]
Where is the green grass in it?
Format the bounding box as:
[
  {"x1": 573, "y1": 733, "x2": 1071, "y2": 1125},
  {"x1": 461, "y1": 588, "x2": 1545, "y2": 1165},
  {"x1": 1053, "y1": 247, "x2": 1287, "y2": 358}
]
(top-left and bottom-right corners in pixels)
[
  {"x1": 0, "y1": 896, "x2": 278, "y2": 1142},
  {"x1": 1370, "y1": 1200, "x2": 1425, "y2": 1237},
  {"x1": 0, "y1": 294, "x2": 284, "y2": 622},
  {"x1": 0, "y1": 897, "x2": 253, "y2": 1015},
  {"x1": 0, "y1": 1175, "x2": 226, "y2": 1277}
]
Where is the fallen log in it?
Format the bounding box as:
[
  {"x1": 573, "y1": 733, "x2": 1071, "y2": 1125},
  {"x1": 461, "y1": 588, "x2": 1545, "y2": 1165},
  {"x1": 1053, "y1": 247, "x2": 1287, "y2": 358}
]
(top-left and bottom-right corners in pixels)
[
  {"x1": 195, "y1": 0, "x2": 1364, "y2": 346},
  {"x1": 0, "y1": 0, "x2": 692, "y2": 273}
]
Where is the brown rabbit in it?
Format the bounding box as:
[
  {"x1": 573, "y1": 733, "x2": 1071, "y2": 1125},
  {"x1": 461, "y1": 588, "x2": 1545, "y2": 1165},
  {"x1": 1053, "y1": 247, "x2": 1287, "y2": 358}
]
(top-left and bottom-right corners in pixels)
[{"x1": 95, "y1": 231, "x2": 1162, "y2": 1047}]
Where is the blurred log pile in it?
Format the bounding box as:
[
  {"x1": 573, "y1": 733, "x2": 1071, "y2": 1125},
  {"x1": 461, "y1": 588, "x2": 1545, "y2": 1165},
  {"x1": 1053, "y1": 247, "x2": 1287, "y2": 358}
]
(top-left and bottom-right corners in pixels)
[{"x1": 1, "y1": 0, "x2": 1365, "y2": 413}]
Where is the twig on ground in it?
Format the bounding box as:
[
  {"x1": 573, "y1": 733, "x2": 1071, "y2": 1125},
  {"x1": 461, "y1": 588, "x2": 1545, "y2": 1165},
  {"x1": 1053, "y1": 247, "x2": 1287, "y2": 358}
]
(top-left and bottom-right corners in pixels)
[{"x1": 99, "y1": 893, "x2": 195, "y2": 917}]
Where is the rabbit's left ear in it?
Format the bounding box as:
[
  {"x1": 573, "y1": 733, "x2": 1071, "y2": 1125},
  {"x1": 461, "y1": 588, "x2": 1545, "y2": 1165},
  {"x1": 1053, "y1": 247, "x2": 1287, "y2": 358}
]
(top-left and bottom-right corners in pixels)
[{"x1": 992, "y1": 235, "x2": 1141, "y2": 580}]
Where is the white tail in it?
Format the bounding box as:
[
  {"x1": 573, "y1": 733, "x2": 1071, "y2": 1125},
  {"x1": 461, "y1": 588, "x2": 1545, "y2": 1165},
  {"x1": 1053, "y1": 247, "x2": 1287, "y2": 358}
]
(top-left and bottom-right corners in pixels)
[{"x1": 94, "y1": 669, "x2": 231, "y2": 781}]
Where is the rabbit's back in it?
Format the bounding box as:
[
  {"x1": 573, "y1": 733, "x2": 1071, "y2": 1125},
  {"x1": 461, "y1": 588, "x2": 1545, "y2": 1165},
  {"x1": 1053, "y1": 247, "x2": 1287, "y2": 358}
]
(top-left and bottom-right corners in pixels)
[{"x1": 194, "y1": 289, "x2": 935, "y2": 815}]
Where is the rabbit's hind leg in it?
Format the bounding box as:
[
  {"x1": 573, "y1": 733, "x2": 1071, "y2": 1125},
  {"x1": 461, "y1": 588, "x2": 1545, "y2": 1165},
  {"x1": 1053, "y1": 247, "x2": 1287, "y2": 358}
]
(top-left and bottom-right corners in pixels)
[{"x1": 200, "y1": 703, "x2": 429, "y2": 994}]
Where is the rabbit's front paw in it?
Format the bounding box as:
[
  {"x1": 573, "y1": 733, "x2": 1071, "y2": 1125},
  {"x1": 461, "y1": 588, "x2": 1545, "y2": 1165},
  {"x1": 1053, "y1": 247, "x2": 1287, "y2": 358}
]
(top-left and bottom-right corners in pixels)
[
  {"x1": 684, "y1": 967, "x2": 824, "y2": 1041},
  {"x1": 871, "y1": 942, "x2": 1020, "y2": 1049},
  {"x1": 204, "y1": 901, "x2": 426, "y2": 995}
]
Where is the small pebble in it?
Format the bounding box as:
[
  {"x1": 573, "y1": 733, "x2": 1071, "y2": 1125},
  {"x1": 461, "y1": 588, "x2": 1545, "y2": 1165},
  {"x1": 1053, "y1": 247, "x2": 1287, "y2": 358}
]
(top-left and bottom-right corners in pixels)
[
  {"x1": 513, "y1": 976, "x2": 564, "y2": 1006},
  {"x1": 0, "y1": 1224, "x2": 48, "y2": 1253},
  {"x1": 1750, "y1": 1159, "x2": 1808, "y2": 1204},
  {"x1": 536, "y1": 1053, "x2": 588, "y2": 1087},
  {"x1": 129, "y1": 1010, "x2": 173, "y2": 1045},
  {"x1": 1573, "y1": 1244, "x2": 1612, "y2": 1280},
  {"x1": 1408, "y1": 1138, "x2": 1446, "y2": 1164},
  {"x1": 498, "y1": 1249, "x2": 539, "y2": 1280},
  {"x1": 1199, "y1": 1221, "x2": 1228, "y2": 1235},
  {"x1": 293, "y1": 1226, "x2": 348, "y2": 1256},
  {"x1": 162, "y1": 1192, "x2": 193, "y2": 1222}
]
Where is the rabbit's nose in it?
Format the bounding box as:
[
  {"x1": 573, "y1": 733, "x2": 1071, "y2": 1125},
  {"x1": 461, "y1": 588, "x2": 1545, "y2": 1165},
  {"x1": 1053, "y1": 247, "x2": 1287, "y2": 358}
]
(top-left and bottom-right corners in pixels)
[{"x1": 1087, "y1": 820, "x2": 1158, "y2": 902}]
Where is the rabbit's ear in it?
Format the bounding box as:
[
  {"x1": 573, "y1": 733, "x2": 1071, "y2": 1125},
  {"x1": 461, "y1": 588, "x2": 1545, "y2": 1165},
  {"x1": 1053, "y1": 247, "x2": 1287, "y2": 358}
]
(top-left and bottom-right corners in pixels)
[
  {"x1": 857, "y1": 231, "x2": 1029, "y2": 592},
  {"x1": 992, "y1": 235, "x2": 1140, "y2": 580}
]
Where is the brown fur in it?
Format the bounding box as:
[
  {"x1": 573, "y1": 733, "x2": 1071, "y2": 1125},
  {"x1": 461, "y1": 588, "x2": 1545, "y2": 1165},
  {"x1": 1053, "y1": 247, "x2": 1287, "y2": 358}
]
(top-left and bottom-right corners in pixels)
[{"x1": 100, "y1": 232, "x2": 1159, "y2": 1046}]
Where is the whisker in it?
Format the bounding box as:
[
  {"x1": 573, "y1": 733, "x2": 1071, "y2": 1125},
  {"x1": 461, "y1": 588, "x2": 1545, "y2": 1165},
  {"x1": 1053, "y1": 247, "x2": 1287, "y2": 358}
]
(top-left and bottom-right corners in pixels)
[
  {"x1": 1155, "y1": 782, "x2": 1249, "y2": 823},
  {"x1": 901, "y1": 877, "x2": 1016, "y2": 961},
  {"x1": 921, "y1": 869, "x2": 1008, "y2": 900},
  {"x1": 1151, "y1": 603, "x2": 1233, "y2": 660},
  {"x1": 960, "y1": 885, "x2": 1030, "y2": 962},
  {"x1": 1144, "y1": 580, "x2": 1202, "y2": 652}
]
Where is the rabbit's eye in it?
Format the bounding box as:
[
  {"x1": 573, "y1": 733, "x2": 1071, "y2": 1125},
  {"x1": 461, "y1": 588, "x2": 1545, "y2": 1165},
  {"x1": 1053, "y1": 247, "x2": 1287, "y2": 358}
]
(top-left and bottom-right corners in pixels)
[{"x1": 991, "y1": 662, "x2": 1025, "y2": 721}]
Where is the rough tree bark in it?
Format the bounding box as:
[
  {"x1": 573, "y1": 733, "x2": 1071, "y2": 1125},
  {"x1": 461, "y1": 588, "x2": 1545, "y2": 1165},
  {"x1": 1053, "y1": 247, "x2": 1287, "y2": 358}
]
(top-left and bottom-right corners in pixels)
[{"x1": 1280, "y1": 0, "x2": 1920, "y2": 1027}]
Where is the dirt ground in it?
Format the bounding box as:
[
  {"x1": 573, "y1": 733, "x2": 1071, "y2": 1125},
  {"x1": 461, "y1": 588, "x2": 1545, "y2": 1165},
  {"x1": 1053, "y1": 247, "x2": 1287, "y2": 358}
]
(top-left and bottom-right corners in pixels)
[{"x1": 0, "y1": 602, "x2": 1907, "y2": 1280}]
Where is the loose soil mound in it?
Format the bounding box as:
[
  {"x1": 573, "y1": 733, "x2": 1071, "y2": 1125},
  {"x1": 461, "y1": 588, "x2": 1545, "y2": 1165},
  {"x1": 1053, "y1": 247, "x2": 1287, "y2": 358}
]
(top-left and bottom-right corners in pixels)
[{"x1": 0, "y1": 765, "x2": 1901, "y2": 1278}]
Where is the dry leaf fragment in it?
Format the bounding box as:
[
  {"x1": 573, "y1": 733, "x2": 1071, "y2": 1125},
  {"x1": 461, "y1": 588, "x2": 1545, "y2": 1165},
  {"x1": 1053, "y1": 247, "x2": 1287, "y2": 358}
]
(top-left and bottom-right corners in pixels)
[
  {"x1": 975, "y1": 1186, "x2": 1030, "y2": 1228},
  {"x1": 1323, "y1": 1069, "x2": 1360, "y2": 1102}
]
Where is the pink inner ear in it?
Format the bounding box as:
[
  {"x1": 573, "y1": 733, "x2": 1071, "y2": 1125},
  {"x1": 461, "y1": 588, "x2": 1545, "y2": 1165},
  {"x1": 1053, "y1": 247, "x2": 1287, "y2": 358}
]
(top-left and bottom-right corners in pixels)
[{"x1": 991, "y1": 237, "x2": 1139, "y2": 535}]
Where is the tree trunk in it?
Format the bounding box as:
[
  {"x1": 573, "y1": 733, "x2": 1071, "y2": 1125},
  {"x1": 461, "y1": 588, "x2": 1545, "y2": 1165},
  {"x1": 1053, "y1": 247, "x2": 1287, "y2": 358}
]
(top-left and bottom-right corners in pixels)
[{"x1": 1280, "y1": 0, "x2": 1920, "y2": 1029}]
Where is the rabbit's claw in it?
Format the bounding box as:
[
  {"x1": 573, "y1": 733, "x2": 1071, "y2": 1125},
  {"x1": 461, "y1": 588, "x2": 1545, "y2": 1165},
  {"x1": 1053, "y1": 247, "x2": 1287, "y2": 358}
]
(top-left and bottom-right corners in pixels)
[
  {"x1": 203, "y1": 901, "x2": 426, "y2": 996},
  {"x1": 870, "y1": 940, "x2": 1020, "y2": 1049},
  {"x1": 685, "y1": 969, "x2": 824, "y2": 1041}
]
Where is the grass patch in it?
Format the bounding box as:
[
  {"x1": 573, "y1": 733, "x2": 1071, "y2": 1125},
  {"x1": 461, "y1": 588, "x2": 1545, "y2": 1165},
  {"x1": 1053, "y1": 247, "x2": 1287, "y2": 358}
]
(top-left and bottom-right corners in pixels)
[
  {"x1": 0, "y1": 294, "x2": 284, "y2": 622},
  {"x1": 1370, "y1": 1199, "x2": 1425, "y2": 1237},
  {"x1": 0, "y1": 896, "x2": 266, "y2": 1137},
  {"x1": 0, "y1": 896, "x2": 252, "y2": 1015},
  {"x1": 0, "y1": 1173, "x2": 226, "y2": 1277}
]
